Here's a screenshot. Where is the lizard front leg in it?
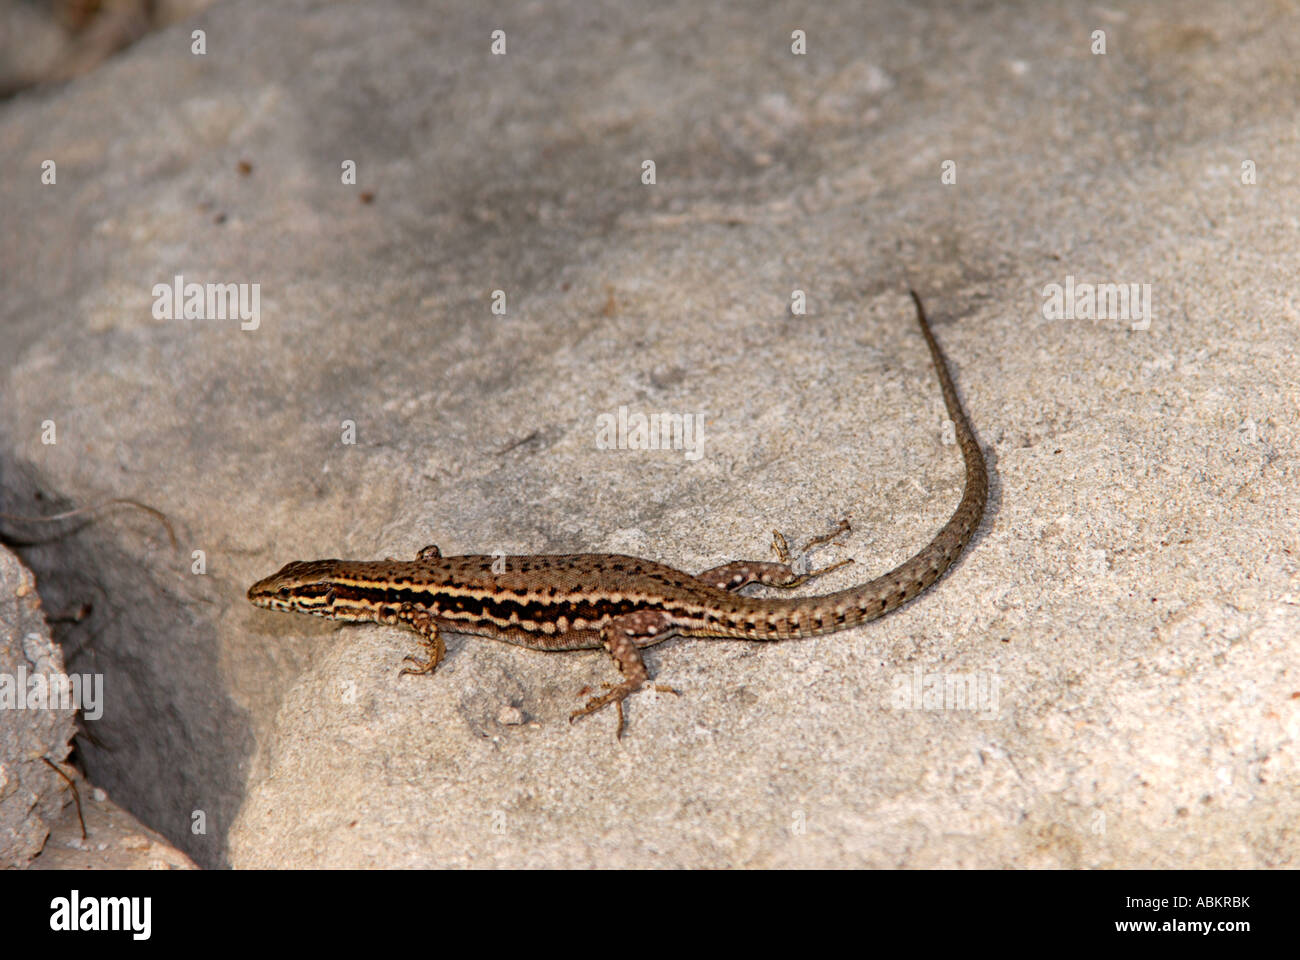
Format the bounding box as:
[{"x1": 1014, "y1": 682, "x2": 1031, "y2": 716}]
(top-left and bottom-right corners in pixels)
[
  {"x1": 397, "y1": 604, "x2": 446, "y2": 677},
  {"x1": 570, "y1": 610, "x2": 677, "y2": 738}
]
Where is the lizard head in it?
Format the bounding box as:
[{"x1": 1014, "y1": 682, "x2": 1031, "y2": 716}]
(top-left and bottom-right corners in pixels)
[{"x1": 247, "y1": 560, "x2": 341, "y2": 616}]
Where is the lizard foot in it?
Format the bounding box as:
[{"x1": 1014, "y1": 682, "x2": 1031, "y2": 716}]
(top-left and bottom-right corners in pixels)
[
  {"x1": 569, "y1": 682, "x2": 677, "y2": 739},
  {"x1": 770, "y1": 518, "x2": 854, "y2": 586},
  {"x1": 397, "y1": 633, "x2": 446, "y2": 678}
]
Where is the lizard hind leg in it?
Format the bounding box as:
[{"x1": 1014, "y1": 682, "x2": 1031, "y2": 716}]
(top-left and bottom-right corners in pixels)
[
  {"x1": 570, "y1": 611, "x2": 677, "y2": 738},
  {"x1": 695, "y1": 519, "x2": 854, "y2": 592},
  {"x1": 694, "y1": 560, "x2": 810, "y2": 591}
]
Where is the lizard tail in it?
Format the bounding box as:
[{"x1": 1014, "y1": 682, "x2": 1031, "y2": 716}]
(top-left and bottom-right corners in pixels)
[{"x1": 717, "y1": 291, "x2": 987, "y2": 639}]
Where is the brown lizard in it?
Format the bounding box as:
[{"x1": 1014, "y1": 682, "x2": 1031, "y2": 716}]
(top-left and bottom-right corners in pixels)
[{"x1": 248, "y1": 291, "x2": 987, "y2": 736}]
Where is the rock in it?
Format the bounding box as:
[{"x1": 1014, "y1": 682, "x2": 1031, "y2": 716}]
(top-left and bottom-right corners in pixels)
[
  {"x1": 0, "y1": 545, "x2": 77, "y2": 867},
  {"x1": 1, "y1": 0, "x2": 1296, "y2": 868},
  {"x1": 27, "y1": 780, "x2": 198, "y2": 870}
]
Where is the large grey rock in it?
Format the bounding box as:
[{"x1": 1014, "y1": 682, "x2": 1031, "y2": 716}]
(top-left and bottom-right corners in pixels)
[{"x1": 1, "y1": 0, "x2": 1296, "y2": 867}]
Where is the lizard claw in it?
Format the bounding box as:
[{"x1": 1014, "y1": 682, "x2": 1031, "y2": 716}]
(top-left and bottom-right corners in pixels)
[
  {"x1": 771, "y1": 518, "x2": 855, "y2": 586},
  {"x1": 398, "y1": 649, "x2": 442, "y2": 677},
  {"x1": 772, "y1": 518, "x2": 852, "y2": 563},
  {"x1": 569, "y1": 682, "x2": 639, "y2": 738},
  {"x1": 569, "y1": 682, "x2": 681, "y2": 738}
]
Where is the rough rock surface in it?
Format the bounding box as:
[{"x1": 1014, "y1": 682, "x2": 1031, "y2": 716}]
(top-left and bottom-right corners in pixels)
[
  {"x1": 28, "y1": 780, "x2": 198, "y2": 870},
  {"x1": 0, "y1": 545, "x2": 77, "y2": 867},
  {"x1": 1, "y1": 0, "x2": 1297, "y2": 867}
]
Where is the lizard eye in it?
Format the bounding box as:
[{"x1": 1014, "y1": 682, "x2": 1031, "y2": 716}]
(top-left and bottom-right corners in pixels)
[{"x1": 277, "y1": 586, "x2": 291, "y2": 597}]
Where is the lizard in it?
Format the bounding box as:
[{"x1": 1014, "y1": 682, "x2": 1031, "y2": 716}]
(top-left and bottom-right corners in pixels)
[{"x1": 247, "y1": 291, "x2": 987, "y2": 737}]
